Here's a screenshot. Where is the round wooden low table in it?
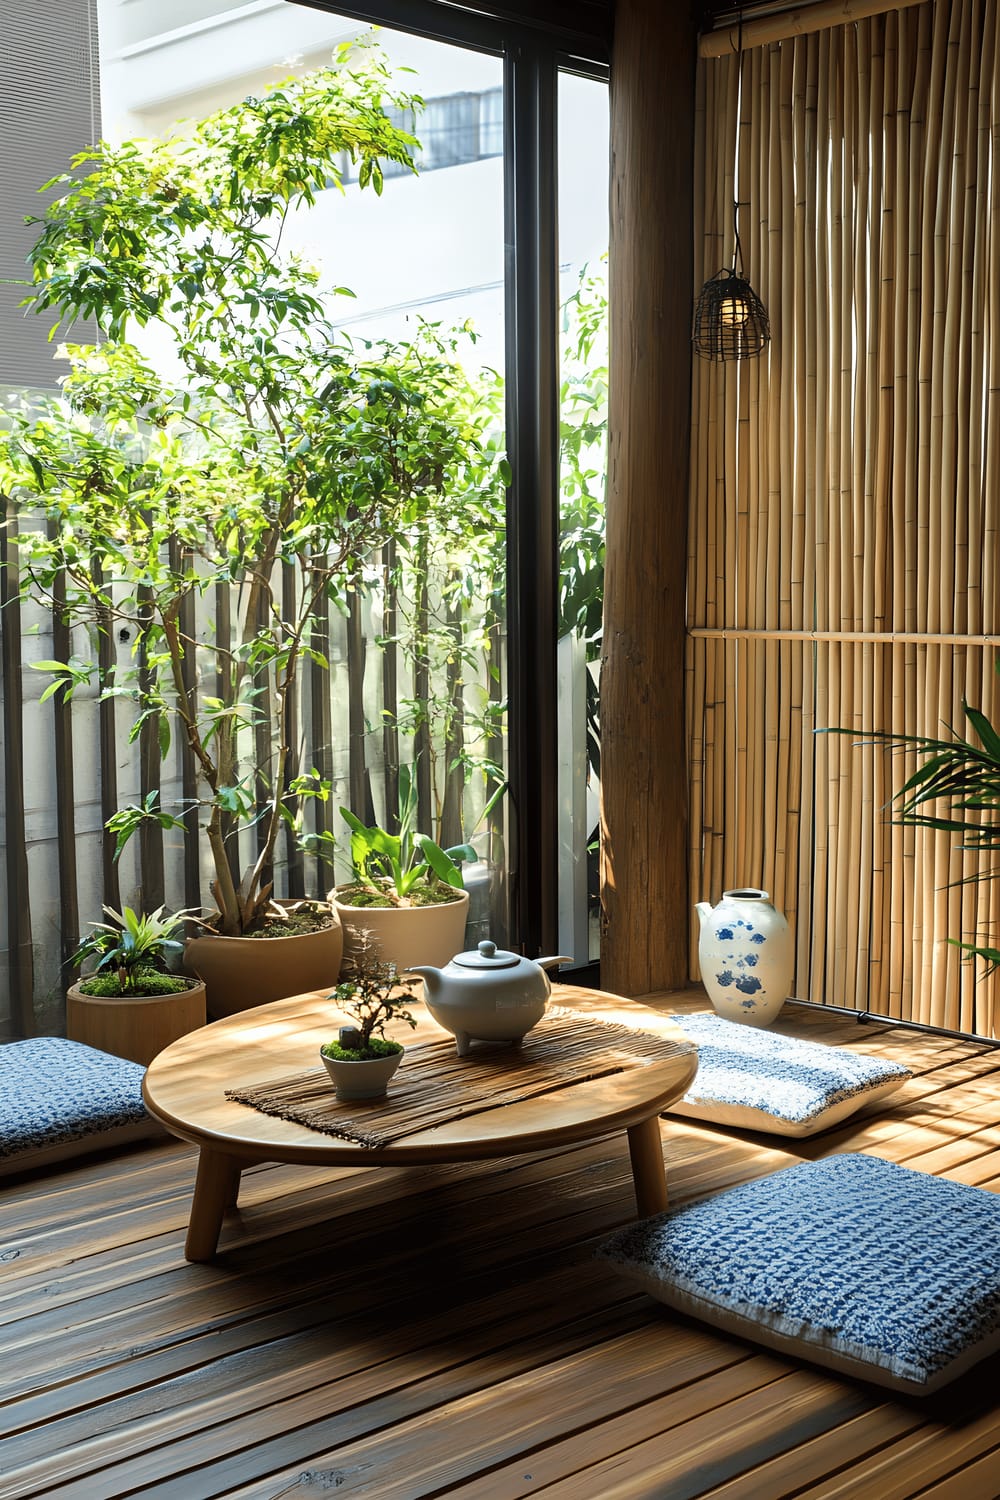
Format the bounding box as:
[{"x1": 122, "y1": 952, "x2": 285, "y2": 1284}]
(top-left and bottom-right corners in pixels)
[{"x1": 142, "y1": 984, "x2": 697, "y2": 1262}]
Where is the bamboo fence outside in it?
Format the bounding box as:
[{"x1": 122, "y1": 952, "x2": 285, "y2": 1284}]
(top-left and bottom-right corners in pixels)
[{"x1": 689, "y1": 0, "x2": 1000, "y2": 1036}]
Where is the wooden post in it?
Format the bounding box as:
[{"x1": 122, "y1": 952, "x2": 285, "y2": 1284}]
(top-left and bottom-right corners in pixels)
[{"x1": 602, "y1": 0, "x2": 697, "y2": 996}]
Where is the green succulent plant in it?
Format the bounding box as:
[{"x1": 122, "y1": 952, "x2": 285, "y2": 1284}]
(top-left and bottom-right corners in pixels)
[{"x1": 72, "y1": 904, "x2": 198, "y2": 997}]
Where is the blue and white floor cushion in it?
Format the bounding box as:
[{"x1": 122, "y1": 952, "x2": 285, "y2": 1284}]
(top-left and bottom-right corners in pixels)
[
  {"x1": 599, "y1": 1154, "x2": 1000, "y2": 1394},
  {"x1": 0, "y1": 1037, "x2": 160, "y2": 1175},
  {"x1": 663, "y1": 1012, "x2": 910, "y2": 1137}
]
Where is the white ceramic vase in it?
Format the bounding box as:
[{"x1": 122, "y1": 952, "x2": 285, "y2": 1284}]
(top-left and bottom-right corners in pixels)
[{"x1": 694, "y1": 888, "x2": 792, "y2": 1027}]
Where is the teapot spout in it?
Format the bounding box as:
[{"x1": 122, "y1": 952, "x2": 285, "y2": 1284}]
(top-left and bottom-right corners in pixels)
[
  {"x1": 694, "y1": 901, "x2": 713, "y2": 928},
  {"x1": 408, "y1": 965, "x2": 443, "y2": 996},
  {"x1": 536, "y1": 955, "x2": 573, "y2": 971}
]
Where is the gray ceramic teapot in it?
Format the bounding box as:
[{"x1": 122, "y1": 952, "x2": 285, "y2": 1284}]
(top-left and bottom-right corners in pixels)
[{"x1": 410, "y1": 939, "x2": 571, "y2": 1056}]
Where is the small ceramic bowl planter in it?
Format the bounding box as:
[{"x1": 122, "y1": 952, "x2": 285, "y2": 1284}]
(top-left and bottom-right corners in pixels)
[{"x1": 319, "y1": 1043, "x2": 403, "y2": 1101}]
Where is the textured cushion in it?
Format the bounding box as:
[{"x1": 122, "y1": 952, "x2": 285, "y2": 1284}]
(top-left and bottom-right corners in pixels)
[
  {"x1": 0, "y1": 1037, "x2": 161, "y2": 1176},
  {"x1": 599, "y1": 1154, "x2": 1000, "y2": 1394},
  {"x1": 663, "y1": 1012, "x2": 910, "y2": 1136}
]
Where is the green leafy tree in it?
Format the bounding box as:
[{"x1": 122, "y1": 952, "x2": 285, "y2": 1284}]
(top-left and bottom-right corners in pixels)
[{"x1": 0, "y1": 48, "x2": 505, "y2": 938}]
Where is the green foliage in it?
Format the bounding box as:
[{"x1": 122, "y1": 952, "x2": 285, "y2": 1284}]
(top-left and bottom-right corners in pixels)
[
  {"x1": 323, "y1": 928, "x2": 417, "y2": 1055},
  {"x1": 72, "y1": 904, "x2": 197, "y2": 995},
  {"x1": 559, "y1": 260, "x2": 607, "y2": 653},
  {"x1": 1, "y1": 45, "x2": 505, "y2": 937},
  {"x1": 339, "y1": 763, "x2": 474, "y2": 904},
  {"x1": 823, "y1": 694, "x2": 1000, "y2": 971},
  {"x1": 106, "y1": 792, "x2": 187, "y2": 864},
  {"x1": 376, "y1": 321, "x2": 508, "y2": 846}
]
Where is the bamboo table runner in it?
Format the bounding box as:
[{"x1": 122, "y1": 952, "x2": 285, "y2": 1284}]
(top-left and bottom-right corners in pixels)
[{"x1": 225, "y1": 1007, "x2": 693, "y2": 1148}]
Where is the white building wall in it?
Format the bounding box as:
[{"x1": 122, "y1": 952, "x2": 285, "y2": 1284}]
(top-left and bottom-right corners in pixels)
[{"x1": 95, "y1": 1, "x2": 608, "y2": 370}]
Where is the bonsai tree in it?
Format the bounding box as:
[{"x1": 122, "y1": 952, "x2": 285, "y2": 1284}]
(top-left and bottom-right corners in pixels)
[
  {"x1": 825, "y1": 695, "x2": 1000, "y2": 969},
  {"x1": 321, "y1": 929, "x2": 417, "y2": 1061},
  {"x1": 0, "y1": 47, "x2": 501, "y2": 937},
  {"x1": 72, "y1": 904, "x2": 197, "y2": 998}
]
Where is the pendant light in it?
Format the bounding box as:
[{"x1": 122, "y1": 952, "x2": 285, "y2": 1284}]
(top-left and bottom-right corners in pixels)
[{"x1": 692, "y1": 18, "x2": 770, "y2": 363}]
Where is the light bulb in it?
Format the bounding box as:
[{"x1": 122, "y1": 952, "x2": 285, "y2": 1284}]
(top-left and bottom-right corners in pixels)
[{"x1": 719, "y1": 295, "x2": 749, "y2": 328}]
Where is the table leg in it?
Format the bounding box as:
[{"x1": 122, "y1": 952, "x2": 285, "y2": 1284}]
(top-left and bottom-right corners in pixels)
[
  {"x1": 185, "y1": 1147, "x2": 244, "y2": 1262},
  {"x1": 626, "y1": 1114, "x2": 668, "y2": 1218}
]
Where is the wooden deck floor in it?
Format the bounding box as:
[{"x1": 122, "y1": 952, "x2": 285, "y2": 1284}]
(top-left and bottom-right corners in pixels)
[{"x1": 4, "y1": 992, "x2": 1000, "y2": 1498}]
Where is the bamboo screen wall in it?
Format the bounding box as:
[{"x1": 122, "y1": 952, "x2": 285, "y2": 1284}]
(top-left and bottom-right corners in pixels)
[{"x1": 689, "y1": 0, "x2": 1000, "y2": 1035}]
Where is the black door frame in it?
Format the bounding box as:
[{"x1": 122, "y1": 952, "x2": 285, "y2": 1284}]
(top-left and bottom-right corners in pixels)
[{"x1": 287, "y1": 0, "x2": 607, "y2": 957}]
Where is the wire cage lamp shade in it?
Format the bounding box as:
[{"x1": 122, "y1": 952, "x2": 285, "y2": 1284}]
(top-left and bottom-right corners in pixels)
[
  {"x1": 693, "y1": 10, "x2": 770, "y2": 365},
  {"x1": 692, "y1": 266, "x2": 770, "y2": 362}
]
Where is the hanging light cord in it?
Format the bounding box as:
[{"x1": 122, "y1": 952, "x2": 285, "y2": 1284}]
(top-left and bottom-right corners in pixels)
[
  {"x1": 731, "y1": 13, "x2": 745, "y2": 278},
  {"x1": 731, "y1": 215, "x2": 745, "y2": 279}
]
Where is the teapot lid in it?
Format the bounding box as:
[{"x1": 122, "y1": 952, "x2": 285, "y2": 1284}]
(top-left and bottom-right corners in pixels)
[{"x1": 452, "y1": 939, "x2": 521, "y2": 970}]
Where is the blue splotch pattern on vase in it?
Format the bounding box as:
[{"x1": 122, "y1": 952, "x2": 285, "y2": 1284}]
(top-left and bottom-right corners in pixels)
[{"x1": 694, "y1": 889, "x2": 793, "y2": 1027}]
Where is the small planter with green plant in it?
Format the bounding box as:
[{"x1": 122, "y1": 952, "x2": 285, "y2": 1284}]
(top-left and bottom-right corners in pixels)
[
  {"x1": 331, "y1": 767, "x2": 475, "y2": 974},
  {"x1": 71, "y1": 905, "x2": 198, "y2": 998},
  {"x1": 320, "y1": 931, "x2": 417, "y2": 1098},
  {"x1": 66, "y1": 905, "x2": 207, "y2": 1065},
  {"x1": 335, "y1": 811, "x2": 474, "y2": 910}
]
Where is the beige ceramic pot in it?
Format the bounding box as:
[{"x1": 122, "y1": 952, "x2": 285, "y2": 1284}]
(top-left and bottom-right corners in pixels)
[
  {"x1": 184, "y1": 906, "x2": 343, "y2": 1020},
  {"x1": 331, "y1": 886, "x2": 470, "y2": 977},
  {"x1": 66, "y1": 979, "x2": 207, "y2": 1067}
]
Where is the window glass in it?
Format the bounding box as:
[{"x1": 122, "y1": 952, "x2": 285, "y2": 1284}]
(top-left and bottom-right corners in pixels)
[
  {"x1": 93, "y1": 4, "x2": 509, "y2": 941},
  {"x1": 557, "y1": 70, "x2": 609, "y2": 967}
]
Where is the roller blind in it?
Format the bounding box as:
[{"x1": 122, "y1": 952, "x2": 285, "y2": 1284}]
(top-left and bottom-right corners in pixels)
[{"x1": 0, "y1": 0, "x2": 101, "y2": 390}]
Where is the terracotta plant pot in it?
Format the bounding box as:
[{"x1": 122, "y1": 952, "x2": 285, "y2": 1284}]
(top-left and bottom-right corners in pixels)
[
  {"x1": 184, "y1": 907, "x2": 343, "y2": 1020},
  {"x1": 331, "y1": 886, "x2": 470, "y2": 977},
  {"x1": 66, "y1": 980, "x2": 207, "y2": 1067}
]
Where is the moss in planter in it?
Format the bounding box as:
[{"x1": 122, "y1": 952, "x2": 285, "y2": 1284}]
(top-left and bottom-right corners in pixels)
[
  {"x1": 336, "y1": 882, "x2": 462, "y2": 909},
  {"x1": 321, "y1": 1036, "x2": 403, "y2": 1062},
  {"x1": 78, "y1": 968, "x2": 195, "y2": 998}
]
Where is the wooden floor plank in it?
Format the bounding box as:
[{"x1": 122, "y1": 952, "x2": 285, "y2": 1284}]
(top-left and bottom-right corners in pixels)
[
  {"x1": 206, "y1": 1333, "x2": 775, "y2": 1500},
  {"x1": 911, "y1": 1448, "x2": 1000, "y2": 1499},
  {"x1": 695, "y1": 1405, "x2": 930, "y2": 1498},
  {"x1": 477, "y1": 1368, "x2": 878, "y2": 1500},
  {"x1": 3, "y1": 999, "x2": 1000, "y2": 1499},
  {"x1": 788, "y1": 1402, "x2": 1000, "y2": 1500}
]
